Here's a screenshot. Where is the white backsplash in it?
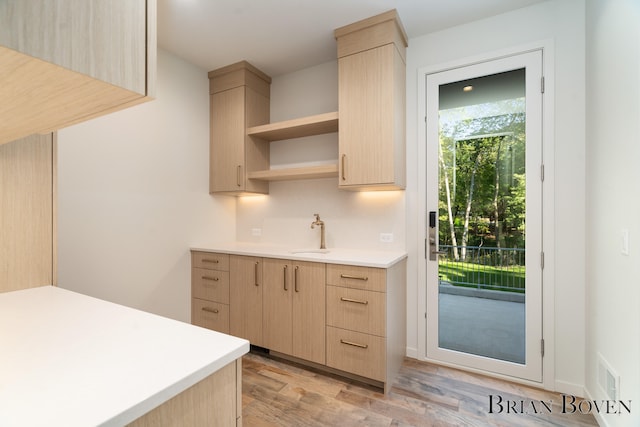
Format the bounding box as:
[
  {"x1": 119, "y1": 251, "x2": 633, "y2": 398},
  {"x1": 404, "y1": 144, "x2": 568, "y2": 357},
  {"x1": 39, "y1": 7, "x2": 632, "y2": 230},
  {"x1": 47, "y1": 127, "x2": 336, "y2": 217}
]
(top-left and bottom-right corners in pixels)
[{"x1": 236, "y1": 178, "x2": 405, "y2": 251}]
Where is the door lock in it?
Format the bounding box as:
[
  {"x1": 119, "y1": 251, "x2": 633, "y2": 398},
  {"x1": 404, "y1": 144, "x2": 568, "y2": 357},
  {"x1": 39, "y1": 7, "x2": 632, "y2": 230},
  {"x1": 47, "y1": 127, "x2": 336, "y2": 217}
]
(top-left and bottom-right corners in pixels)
[{"x1": 428, "y1": 211, "x2": 447, "y2": 261}]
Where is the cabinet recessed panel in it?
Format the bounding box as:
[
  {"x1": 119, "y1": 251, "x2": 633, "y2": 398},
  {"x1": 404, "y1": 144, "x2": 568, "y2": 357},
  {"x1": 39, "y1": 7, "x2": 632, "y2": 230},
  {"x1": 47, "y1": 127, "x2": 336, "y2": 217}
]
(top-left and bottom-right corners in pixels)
[
  {"x1": 210, "y1": 88, "x2": 246, "y2": 193},
  {"x1": 338, "y1": 44, "x2": 405, "y2": 189}
]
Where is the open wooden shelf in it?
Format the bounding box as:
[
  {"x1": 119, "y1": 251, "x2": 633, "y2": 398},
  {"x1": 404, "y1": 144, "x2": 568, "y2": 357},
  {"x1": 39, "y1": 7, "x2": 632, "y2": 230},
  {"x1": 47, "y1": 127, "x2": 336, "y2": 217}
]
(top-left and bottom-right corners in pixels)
[
  {"x1": 248, "y1": 164, "x2": 339, "y2": 181},
  {"x1": 247, "y1": 111, "x2": 338, "y2": 141}
]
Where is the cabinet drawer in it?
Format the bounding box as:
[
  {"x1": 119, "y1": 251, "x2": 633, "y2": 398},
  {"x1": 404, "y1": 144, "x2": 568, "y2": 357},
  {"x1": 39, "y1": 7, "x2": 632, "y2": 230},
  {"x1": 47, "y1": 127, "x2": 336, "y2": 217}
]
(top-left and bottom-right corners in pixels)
[
  {"x1": 326, "y1": 286, "x2": 385, "y2": 337},
  {"x1": 192, "y1": 251, "x2": 230, "y2": 271},
  {"x1": 326, "y1": 264, "x2": 386, "y2": 292},
  {"x1": 192, "y1": 298, "x2": 229, "y2": 334},
  {"x1": 192, "y1": 268, "x2": 230, "y2": 304},
  {"x1": 326, "y1": 326, "x2": 385, "y2": 382}
]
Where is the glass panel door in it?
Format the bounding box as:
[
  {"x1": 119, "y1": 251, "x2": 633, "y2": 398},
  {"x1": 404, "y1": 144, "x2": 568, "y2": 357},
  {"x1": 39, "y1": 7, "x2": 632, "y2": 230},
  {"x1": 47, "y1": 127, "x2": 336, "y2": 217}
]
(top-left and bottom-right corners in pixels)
[{"x1": 425, "y1": 51, "x2": 543, "y2": 381}]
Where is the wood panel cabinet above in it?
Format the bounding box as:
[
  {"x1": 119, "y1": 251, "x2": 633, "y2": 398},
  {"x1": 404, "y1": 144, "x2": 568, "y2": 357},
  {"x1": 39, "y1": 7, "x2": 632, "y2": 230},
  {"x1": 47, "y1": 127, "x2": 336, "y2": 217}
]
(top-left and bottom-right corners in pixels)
[
  {"x1": 206, "y1": 10, "x2": 407, "y2": 192},
  {"x1": 0, "y1": 0, "x2": 156, "y2": 145},
  {"x1": 335, "y1": 10, "x2": 407, "y2": 190},
  {"x1": 208, "y1": 61, "x2": 271, "y2": 195}
]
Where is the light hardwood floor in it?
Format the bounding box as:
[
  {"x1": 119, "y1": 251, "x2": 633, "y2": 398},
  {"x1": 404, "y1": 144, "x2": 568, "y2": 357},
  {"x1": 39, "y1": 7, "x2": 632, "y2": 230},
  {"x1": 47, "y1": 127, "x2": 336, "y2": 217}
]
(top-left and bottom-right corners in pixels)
[{"x1": 242, "y1": 352, "x2": 598, "y2": 426}]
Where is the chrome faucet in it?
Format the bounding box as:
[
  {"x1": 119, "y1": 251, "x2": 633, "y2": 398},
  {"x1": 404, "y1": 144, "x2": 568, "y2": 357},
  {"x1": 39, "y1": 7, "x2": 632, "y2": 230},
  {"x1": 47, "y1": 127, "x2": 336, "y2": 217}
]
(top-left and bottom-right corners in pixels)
[{"x1": 310, "y1": 214, "x2": 326, "y2": 249}]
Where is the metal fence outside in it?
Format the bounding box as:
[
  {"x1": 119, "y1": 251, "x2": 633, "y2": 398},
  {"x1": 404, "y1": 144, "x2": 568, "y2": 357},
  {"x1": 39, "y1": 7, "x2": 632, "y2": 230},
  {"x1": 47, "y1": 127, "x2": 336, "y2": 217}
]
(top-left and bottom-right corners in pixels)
[{"x1": 438, "y1": 245, "x2": 525, "y2": 293}]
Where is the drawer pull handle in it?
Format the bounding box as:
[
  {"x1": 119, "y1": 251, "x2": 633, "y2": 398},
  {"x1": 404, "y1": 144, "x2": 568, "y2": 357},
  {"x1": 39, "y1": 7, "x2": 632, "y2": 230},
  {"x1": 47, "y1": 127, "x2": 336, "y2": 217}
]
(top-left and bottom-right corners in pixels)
[
  {"x1": 340, "y1": 274, "x2": 368, "y2": 281},
  {"x1": 283, "y1": 265, "x2": 288, "y2": 291},
  {"x1": 340, "y1": 339, "x2": 368, "y2": 349},
  {"x1": 202, "y1": 276, "x2": 219, "y2": 282},
  {"x1": 340, "y1": 297, "x2": 368, "y2": 305},
  {"x1": 202, "y1": 259, "x2": 219, "y2": 264},
  {"x1": 254, "y1": 262, "x2": 260, "y2": 286},
  {"x1": 202, "y1": 307, "x2": 219, "y2": 314}
]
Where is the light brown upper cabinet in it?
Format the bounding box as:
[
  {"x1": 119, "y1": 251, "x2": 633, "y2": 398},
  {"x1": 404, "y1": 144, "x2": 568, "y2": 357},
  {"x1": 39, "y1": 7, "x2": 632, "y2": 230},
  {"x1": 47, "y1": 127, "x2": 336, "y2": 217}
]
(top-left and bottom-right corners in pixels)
[
  {"x1": 1, "y1": 134, "x2": 55, "y2": 293},
  {"x1": 208, "y1": 61, "x2": 271, "y2": 195},
  {"x1": 0, "y1": 0, "x2": 157, "y2": 145},
  {"x1": 335, "y1": 10, "x2": 407, "y2": 190}
]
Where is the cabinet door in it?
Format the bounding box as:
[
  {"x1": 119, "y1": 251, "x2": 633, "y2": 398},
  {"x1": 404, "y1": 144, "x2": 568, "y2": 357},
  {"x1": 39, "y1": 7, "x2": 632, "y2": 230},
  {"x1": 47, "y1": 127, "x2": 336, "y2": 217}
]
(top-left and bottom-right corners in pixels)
[
  {"x1": 0, "y1": 134, "x2": 54, "y2": 293},
  {"x1": 210, "y1": 87, "x2": 245, "y2": 193},
  {"x1": 262, "y1": 259, "x2": 293, "y2": 355},
  {"x1": 338, "y1": 43, "x2": 405, "y2": 189},
  {"x1": 292, "y1": 261, "x2": 326, "y2": 364},
  {"x1": 0, "y1": 1, "x2": 156, "y2": 145},
  {"x1": 0, "y1": 0, "x2": 148, "y2": 94},
  {"x1": 229, "y1": 255, "x2": 263, "y2": 346}
]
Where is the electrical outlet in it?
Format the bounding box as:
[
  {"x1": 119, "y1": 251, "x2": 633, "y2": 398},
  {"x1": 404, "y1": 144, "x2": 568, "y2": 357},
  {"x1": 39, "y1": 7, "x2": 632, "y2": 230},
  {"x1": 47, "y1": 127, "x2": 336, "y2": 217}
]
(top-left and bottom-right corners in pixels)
[
  {"x1": 251, "y1": 228, "x2": 262, "y2": 237},
  {"x1": 380, "y1": 233, "x2": 394, "y2": 243}
]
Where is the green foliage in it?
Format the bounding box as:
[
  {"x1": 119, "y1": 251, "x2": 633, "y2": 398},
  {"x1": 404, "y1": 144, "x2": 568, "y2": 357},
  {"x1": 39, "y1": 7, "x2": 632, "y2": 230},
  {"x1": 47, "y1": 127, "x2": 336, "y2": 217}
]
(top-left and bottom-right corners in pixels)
[{"x1": 438, "y1": 109, "x2": 526, "y2": 252}]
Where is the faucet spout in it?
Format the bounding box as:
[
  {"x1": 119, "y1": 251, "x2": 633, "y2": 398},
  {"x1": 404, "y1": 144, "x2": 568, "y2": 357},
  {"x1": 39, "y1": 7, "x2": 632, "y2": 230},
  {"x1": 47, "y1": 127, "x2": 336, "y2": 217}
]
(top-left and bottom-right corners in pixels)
[{"x1": 310, "y1": 214, "x2": 326, "y2": 249}]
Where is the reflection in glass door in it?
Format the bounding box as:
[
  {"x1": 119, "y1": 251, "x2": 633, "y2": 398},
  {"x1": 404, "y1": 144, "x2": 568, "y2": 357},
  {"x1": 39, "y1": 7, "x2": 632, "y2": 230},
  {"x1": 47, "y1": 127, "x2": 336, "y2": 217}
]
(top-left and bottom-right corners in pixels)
[{"x1": 425, "y1": 52, "x2": 543, "y2": 381}]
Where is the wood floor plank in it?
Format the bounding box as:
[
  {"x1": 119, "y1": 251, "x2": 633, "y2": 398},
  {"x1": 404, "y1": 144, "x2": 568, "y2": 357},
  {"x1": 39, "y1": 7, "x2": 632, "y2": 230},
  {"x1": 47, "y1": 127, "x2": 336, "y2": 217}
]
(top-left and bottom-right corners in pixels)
[{"x1": 242, "y1": 353, "x2": 599, "y2": 427}]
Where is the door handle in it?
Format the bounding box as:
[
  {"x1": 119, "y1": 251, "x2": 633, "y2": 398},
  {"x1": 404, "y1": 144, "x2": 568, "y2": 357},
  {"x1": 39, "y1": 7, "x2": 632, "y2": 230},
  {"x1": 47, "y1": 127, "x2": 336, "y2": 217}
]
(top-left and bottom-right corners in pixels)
[{"x1": 428, "y1": 211, "x2": 446, "y2": 261}]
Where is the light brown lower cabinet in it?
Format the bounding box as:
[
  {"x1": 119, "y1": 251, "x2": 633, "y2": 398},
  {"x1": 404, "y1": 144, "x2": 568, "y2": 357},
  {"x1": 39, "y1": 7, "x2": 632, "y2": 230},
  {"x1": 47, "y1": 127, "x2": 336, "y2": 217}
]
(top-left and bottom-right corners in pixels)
[
  {"x1": 263, "y1": 258, "x2": 325, "y2": 365},
  {"x1": 191, "y1": 252, "x2": 230, "y2": 334},
  {"x1": 325, "y1": 261, "x2": 406, "y2": 392},
  {"x1": 191, "y1": 251, "x2": 406, "y2": 392},
  {"x1": 127, "y1": 359, "x2": 242, "y2": 427},
  {"x1": 229, "y1": 255, "x2": 264, "y2": 347},
  {"x1": 326, "y1": 326, "x2": 386, "y2": 382}
]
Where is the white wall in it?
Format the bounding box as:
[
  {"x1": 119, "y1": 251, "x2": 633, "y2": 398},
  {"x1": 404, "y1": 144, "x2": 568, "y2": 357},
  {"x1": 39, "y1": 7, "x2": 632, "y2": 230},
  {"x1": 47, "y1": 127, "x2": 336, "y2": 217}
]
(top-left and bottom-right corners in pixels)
[
  {"x1": 585, "y1": 1, "x2": 640, "y2": 425},
  {"x1": 57, "y1": 49, "x2": 235, "y2": 322},
  {"x1": 235, "y1": 61, "x2": 406, "y2": 252},
  {"x1": 405, "y1": 0, "x2": 586, "y2": 393},
  {"x1": 54, "y1": 0, "x2": 607, "y2": 401}
]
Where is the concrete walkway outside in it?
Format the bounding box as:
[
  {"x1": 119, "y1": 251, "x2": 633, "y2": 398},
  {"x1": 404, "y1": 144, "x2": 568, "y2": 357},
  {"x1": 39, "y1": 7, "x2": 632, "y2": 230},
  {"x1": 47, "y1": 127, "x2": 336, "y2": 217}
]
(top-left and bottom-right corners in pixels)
[{"x1": 438, "y1": 292, "x2": 525, "y2": 364}]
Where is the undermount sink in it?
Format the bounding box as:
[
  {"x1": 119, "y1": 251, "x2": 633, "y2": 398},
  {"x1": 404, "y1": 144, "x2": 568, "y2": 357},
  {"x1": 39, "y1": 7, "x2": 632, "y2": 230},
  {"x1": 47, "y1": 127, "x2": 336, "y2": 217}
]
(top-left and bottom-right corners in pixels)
[{"x1": 289, "y1": 248, "x2": 331, "y2": 254}]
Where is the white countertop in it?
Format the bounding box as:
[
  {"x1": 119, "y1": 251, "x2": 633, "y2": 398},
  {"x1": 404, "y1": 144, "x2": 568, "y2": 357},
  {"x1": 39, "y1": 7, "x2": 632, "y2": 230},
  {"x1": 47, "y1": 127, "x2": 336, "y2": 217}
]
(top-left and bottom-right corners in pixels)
[
  {"x1": 0, "y1": 286, "x2": 249, "y2": 427},
  {"x1": 191, "y1": 242, "x2": 407, "y2": 268}
]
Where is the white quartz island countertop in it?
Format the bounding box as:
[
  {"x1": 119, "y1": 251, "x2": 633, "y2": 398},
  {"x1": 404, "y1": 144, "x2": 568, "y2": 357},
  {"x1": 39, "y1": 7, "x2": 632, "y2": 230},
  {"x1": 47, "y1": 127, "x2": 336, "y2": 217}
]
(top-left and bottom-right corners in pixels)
[
  {"x1": 0, "y1": 286, "x2": 249, "y2": 427},
  {"x1": 191, "y1": 242, "x2": 407, "y2": 268}
]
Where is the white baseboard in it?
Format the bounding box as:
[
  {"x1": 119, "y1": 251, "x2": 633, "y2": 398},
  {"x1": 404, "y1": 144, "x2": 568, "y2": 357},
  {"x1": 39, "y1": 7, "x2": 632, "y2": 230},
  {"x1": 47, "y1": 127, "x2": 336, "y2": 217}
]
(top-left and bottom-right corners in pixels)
[
  {"x1": 555, "y1": 380, "x2": 586, "y2": 397},
  {"x1": 405, "y1": 346, "x2": 419, "y2": 359},
  {"x1": 583, "y1": 387, "x2": 607, "y2": 427}
]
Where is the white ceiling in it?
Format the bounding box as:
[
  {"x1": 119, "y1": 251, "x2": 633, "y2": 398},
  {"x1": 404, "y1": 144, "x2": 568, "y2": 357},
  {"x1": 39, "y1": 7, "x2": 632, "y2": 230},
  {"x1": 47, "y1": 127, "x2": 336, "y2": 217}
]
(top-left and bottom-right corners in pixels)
[{"x1": 158, "y1": 0, "x2": 548, "y2": 77}]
